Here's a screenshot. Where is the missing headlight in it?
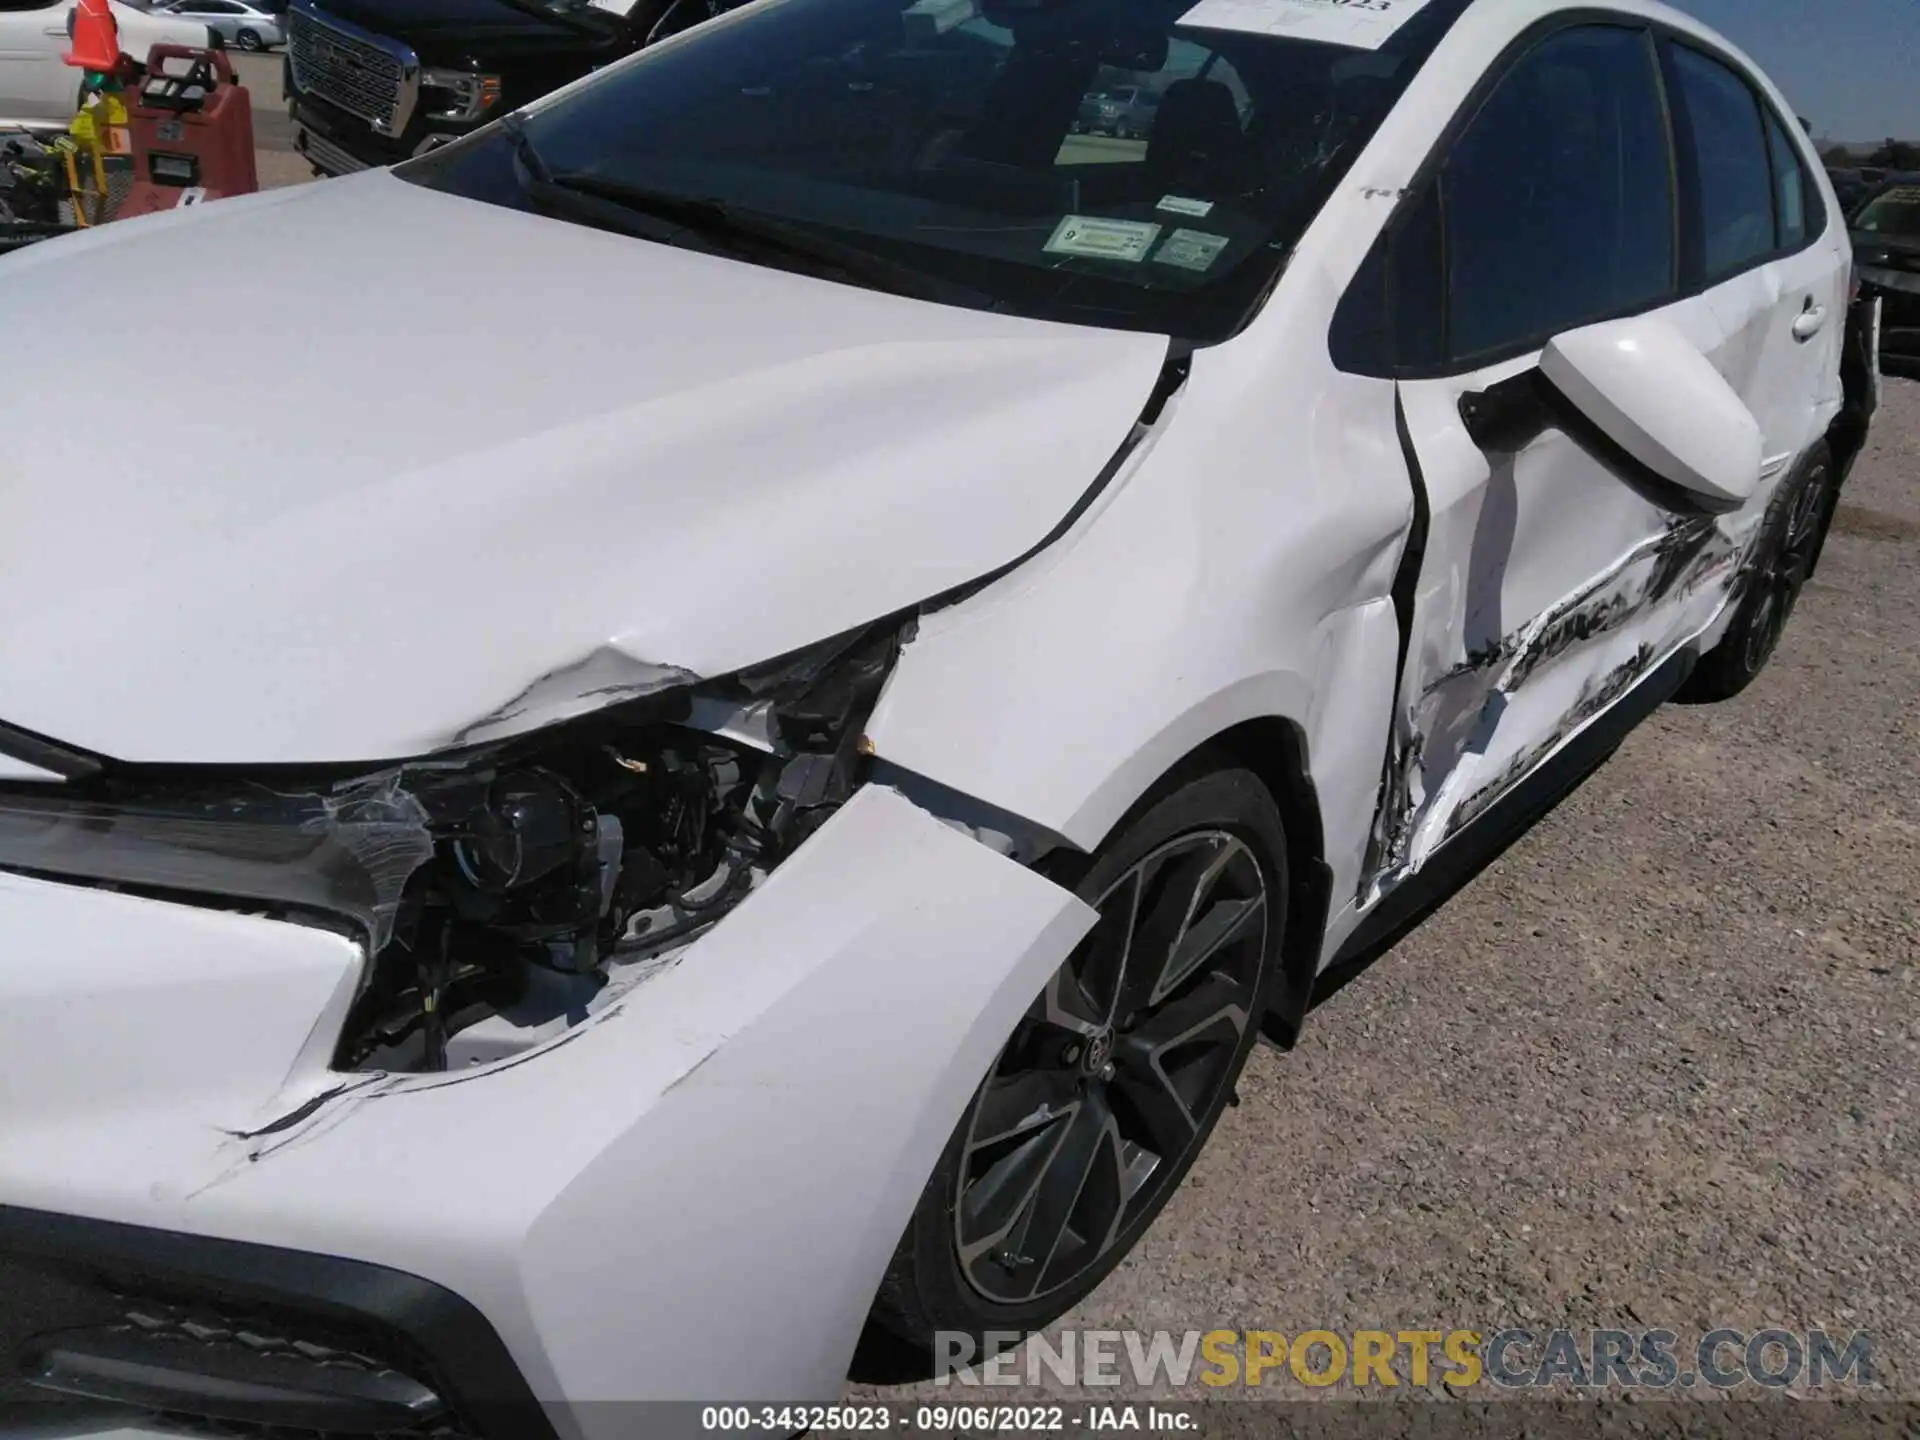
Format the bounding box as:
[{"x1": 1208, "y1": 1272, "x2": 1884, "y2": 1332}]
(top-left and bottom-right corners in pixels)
[{"x1": 0, "y1": 624, "x2": 904, "y2": 1076}]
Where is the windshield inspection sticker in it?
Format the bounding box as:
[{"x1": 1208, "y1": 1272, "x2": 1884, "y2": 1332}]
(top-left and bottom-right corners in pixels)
[
  {"x1": 1177, "y1": 0, "x2": 1434, "y2": 50},
  {"x1": 1153, "y1": 228, "x2": 1232, "y2": 272},
  {"x1": 1158, "y1": 194, "x2": 1215, "y2": 218},
  {"x1": 1045, "y1": 215, "x2": 1162, "y2": 263}
]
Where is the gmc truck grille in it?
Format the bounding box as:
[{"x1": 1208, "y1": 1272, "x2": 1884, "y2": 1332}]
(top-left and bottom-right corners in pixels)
[{"x1": 288, "y1": 6, "x2": 415, "y2": 136}]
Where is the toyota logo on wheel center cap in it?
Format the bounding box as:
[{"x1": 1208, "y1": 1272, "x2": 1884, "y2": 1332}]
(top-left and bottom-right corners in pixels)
[{"x1": 1082, "y1": 1029, "x2": 1113, "y2": 1077}]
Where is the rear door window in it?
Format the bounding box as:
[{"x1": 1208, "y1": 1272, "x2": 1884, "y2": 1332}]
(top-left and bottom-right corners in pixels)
[
  {"x1": 1764, "y1": 113, "x2": 1809, "y2": 249},
  {"x1": 1665, "y1": 42, "x2": 1776, "y2": 281}
]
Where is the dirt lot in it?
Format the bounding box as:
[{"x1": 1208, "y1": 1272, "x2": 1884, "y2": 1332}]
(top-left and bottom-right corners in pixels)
[{"x1": 869, "y1": 378, "x2": 1920, "y2": 1417}]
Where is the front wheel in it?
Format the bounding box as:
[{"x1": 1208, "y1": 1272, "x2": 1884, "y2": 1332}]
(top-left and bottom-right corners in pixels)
[
  {"x1": 235, "y1": 28, "x2": 262, "y2": 49},
  {"x1": 1679, "y1": 443, "x2": 1833, "y2": 704},
  {"x1": 864, "y1": 767, "x2": 1287, "y2": 1370}
]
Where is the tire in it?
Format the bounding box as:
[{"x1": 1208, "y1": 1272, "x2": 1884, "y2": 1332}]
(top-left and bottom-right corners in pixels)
[
  {"x1": 1679, "y1": 442, "x2": 1833, "y2": 705},
  {"x1": 863, "y1": 767, "x2": 1287, "y2": 1374},
  {"x1": 236, "y1": 28, "x2": 262, "y2": 49}
]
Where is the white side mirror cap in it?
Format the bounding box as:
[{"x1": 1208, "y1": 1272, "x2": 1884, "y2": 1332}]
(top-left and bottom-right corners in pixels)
[{"x1": 1541, "y1": 315, "x2": 1763, "y2": 510}]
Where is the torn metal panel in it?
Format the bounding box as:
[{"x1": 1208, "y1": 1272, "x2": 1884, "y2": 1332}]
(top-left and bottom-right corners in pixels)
[
  {"x1": 1363, "y1": 381, "x2": 1757, "y2": 907},
  {"x1": 449, "y1": 649, "x2": 701, "y2": 750},
  {"x1": 1440, "y1": 640, "x2": 1657, "y2": 842}
]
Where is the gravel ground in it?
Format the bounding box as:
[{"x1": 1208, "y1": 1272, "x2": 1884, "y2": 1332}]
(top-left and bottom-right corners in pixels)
[{"x1": 871, "y1": 378, "x2": 1920, "y2": 1423}]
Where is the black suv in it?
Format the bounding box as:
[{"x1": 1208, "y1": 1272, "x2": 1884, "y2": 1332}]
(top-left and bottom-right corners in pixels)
[
  {"x1": 1852, "y1": 172, "x2": 1920, "y2": 375},
  {"x1": 283, "y1": 0, "x2": 725, "y2": 174}
]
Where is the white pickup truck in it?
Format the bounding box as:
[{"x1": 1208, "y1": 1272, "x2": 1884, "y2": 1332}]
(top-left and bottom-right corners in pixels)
[{"x1": 0, "y1": 0, "x2": 213, "y2": 126}]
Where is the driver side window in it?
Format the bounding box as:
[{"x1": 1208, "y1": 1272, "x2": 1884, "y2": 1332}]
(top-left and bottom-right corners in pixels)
[
  {"x1": 1333, "y1": 23, "x2": 1680, "y2": 375},
  {"x1": 1436, "y1": 24, "x2": 1677, "y2": 365}
]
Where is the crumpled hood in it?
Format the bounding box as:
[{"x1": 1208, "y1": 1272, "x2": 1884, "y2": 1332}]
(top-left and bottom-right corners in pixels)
[{"x1": 0, "y1": 173, "x2": 1167, "y2": 765}]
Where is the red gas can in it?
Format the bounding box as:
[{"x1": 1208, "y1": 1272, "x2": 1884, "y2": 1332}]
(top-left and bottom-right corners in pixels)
[{"x1": 120, "y1": 44, "x2": 257, "y2": 218}]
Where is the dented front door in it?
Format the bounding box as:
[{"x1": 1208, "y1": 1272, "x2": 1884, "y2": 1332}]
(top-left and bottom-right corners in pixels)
[
  {"x1": 1356, "y1": 21, "x2": 1749, "y2": 904},
  {"x1": 1366, "y1": 364, "x2": 1736, "y2": 899}
]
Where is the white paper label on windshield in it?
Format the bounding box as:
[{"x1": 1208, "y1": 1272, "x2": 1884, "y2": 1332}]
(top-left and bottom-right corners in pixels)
[
  {"x1": 1177, "y1": 0, "x2": 1433, "y2": 50},
  {"x1": 1045, "y1": 216, "x2": 1162, "y2": 263},
  {"x1": 1158, "y1": 194, "x2": 1215, "y2": 218},
  {"x1": 1154, "y1": 228, "x2": 1231, "y2": 272}
]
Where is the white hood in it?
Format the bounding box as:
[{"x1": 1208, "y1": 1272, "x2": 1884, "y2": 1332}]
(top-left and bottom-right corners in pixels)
[{"x1": 0, "y1": 172, "x2": 1167, "y2": 765}]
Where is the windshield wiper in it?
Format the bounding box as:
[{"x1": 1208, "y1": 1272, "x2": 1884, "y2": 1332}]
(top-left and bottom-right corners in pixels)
[
  {"x1": 502, "y1": 114, "x2": 553, "y2": 186},
  {"x1": 516, "y1": 157, "x2": 993, "y2": 310}
]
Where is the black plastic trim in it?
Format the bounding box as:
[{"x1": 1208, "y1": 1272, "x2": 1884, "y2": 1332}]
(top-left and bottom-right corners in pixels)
[
  {"x1": 1323, "y1": 645, "x2": 1697, "y2": 986},
  {"x1": 22, "y1": 1327, "x2": 445, "y2": 1434},
  {"x1": 0, "y1": 1205, "x2": 556, "y2": 1440},
  {"x1": 1457, "y1": 366, "x2": 1735, "y2": 518},
  {"x1": 1386, "y1": 392, "x2": 1433, "y2": 694},
  {"x1": 0, "y1": 721, "x2": 103, "y2": 781}
]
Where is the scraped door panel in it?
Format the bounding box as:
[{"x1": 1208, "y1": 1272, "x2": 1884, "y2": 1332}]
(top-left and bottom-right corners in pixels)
[
  {"x1": 1371, "y1": 342, "x2": 1741, "y2": 893},
  {"x1": 1360, "y1": 22, "x2": 1749, "y2": 901}
]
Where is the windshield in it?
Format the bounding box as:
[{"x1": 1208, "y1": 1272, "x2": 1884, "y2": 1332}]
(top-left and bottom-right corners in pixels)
[
  {"x1": 401, "y1": 0, "x2": 1467, "y2": 342},
  {"x1": 1854, "y1": 183, "x2": 1920, "y2": 241}
]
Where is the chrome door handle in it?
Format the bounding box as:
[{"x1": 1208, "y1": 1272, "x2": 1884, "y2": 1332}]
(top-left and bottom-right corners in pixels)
[{"x1": 1792, "y1": 305, "x2": 1828, "y2": 342}]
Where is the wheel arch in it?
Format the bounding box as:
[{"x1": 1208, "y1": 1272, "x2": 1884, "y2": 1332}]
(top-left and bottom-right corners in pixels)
[
  {"x1": 1037, "y1": 714, "x2": 1333, "y2": 1054},
  {"x1": 1171, "y1": 716, "x2": 1332, "y2": 1050}
]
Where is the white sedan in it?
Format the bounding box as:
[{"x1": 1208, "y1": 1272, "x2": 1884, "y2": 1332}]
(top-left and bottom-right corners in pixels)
[
  {"x1": 0, "y1": 0, "x2": 212, "y2": 124},
  {"x1": 0, "y1": 0, "x2": 1875, "y2": 1431}
]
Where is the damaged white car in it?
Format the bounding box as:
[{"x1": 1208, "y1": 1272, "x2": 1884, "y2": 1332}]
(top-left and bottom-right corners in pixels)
[{"x1": 0, "y1": 0, "x2": 1876, "y2": 1432}]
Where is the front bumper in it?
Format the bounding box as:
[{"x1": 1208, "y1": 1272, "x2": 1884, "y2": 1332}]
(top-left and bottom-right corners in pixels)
[
  {"x1": 0, "y1": 787, "x2": 1097, "y2": 1433},
  {"x1": 287, "y1": 91, "x2": 463, "y2": 175}
]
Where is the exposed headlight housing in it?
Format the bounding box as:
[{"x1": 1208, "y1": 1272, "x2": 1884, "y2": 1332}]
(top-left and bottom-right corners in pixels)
[
  {"x1": 420, "y1": 68, "x2": 503, "y2": 123},
  {"x1": 0, "y1": 624, "x2": 903, "y2": 1074}
]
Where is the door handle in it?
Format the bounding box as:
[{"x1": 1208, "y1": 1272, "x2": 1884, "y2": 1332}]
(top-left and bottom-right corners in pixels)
[
  {"x1": 43, "y1": 25, "x2": 69, "y2": 35},
  {"x1": 1792, "y1": 304, "x2": 1828, "y2": 342}
]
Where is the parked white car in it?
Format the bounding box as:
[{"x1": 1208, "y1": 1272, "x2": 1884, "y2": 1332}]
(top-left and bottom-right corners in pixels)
[
  {"x1": 154, "y1": 0, "x2": 280, "y2": 50},
  {"x1": 0, "y1": 0, "x2": 213, "y2": 124},
  {"x1": 0, "y1": 0, "x2": 1876, "y2": 1431}
]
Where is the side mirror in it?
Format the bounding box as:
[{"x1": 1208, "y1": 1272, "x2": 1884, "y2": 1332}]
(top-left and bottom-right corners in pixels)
[{"x1": 1540, "y1": 315, "x2": 1762, "y2": 510}]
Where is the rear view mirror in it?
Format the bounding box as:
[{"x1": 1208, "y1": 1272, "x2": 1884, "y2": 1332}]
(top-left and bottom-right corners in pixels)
[{"x1": 1540, "y1": 315, "x2": 1762, "y2": 511}]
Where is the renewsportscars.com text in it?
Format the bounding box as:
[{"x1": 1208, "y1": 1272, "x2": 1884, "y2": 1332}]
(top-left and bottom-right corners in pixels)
[{"x1": 936, "y1": 1327, "x2": 1875, "y2": 1390}]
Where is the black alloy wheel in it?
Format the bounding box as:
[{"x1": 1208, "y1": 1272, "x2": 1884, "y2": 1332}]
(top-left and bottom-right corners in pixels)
[
  {"x1": 865, "y1": 768, "x2": 1286, "y2": 1368},
  {"x1": 954, "y1": 829, "x2": 1268, "y2": 1302},
  {"x1": 1681, "y1": 444, "x2": 1834, "y2": 703}
]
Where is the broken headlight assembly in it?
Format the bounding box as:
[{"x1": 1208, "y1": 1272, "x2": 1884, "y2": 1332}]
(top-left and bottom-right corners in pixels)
[{"x1": 0, "y1": 625, "x2": 901, "y2": 1074}]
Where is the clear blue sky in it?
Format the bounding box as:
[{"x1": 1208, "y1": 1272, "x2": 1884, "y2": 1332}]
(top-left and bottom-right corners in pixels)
[{"x1": 1667, "y1": 0, "x2": 1919, "y2": 142}]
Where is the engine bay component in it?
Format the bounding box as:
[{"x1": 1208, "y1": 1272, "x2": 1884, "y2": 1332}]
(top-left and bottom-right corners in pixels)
[{"x1": 0, "y1": 624, "x2": 904, "y2": 1074}]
